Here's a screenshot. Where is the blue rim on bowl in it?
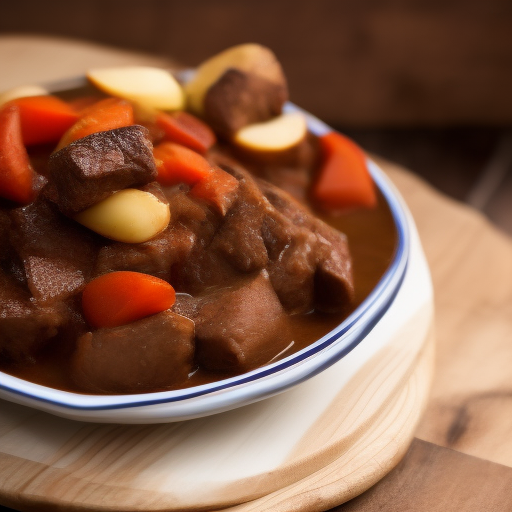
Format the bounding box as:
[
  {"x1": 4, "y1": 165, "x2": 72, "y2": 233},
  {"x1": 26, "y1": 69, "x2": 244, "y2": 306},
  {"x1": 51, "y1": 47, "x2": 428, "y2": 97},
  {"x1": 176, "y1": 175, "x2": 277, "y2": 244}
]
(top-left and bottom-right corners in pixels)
[{"x1": 0, "y1": 92, "x2": 409, "y2": 417}]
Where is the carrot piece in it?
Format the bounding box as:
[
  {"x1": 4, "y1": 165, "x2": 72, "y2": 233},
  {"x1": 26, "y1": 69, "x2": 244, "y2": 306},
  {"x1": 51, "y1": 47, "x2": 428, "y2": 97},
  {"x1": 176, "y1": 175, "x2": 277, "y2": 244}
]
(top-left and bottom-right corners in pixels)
[
  {"x1": 312, "y1": 132, "x2": 377, "y2": 210},
  {"x1": 82, "y1": 271, "x2": 176, "y2": 329},
  {"x1": 156, "y1": 111, "x2": 216, "y2": 154},
  {"x1": 0, "y1": 104, "x2": 36, "y2": 204},
  {"x1": 153, "y1": 141, "x2": 213, "y2": 186},
  {"x1": 57, "y1": 97, "x2": 134, "y2": 150},
  {"x1": 67, "y1": 95, "x2": 103, "y2": 114},
  {"x1": 190, "y1": 167, "x2": 239, "y2": 215},
  {"x1": 10, "y1": 95, "x2": 79, "y2": 146}
]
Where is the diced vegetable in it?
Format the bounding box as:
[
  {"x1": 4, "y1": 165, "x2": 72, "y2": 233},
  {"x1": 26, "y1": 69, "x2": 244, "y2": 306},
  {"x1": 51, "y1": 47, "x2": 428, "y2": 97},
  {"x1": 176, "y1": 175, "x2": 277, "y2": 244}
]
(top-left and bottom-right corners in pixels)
[
  {"x1": 190, "y1": 167, "x2": 239, "y2": 215},
  {"x1": 67, "y1": 95, "x2": 102, "y2": 114},
  {"x1": 0, "y1": 84, "x2": 48, "y2": 107},
  {"x1": 74, "y1": 188, "x2": 170, "y2": 243},
  {"x1": 57, "y1": 97, "x2": 134, "y2": 149},
  {"x1": 233, "y1": 112, "x2": 307, "y2": 152},
  {"x1": 312, "y1": 132, "x2": 377, "y2": 210},
  {"x1": 155, "y1": 110, "x2": 216, "y2": 154},
  {"x1": 82, "y1": 271, "x2": 176, "y2": 329},
  {"x1": 87, "y1": 66, "x2": 185, "y2": 111},
  {"x1": 10, "y1": 95, "x2": 79, "y2": 146},
  {"x1": 153, "y1": 141, "x2": 213, "y2": 186},
  {"x1": 0, "y1": 104, "x2": 36, "y2": 204}
]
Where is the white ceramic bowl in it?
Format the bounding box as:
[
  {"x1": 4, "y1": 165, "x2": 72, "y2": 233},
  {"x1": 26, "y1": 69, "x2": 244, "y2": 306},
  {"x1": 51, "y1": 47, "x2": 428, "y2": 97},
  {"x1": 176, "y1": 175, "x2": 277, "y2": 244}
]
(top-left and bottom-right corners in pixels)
[{"x1": 0, "y1": 97, "x2": 411, "y2": 423}]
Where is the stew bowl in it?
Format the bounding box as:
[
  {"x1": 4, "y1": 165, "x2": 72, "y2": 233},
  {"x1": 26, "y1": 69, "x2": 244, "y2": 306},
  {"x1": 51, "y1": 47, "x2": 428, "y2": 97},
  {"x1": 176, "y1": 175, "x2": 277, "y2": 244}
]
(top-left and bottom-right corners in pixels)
[{"x1": 0, "y1": 99, "x2": 425, "y2": 423}]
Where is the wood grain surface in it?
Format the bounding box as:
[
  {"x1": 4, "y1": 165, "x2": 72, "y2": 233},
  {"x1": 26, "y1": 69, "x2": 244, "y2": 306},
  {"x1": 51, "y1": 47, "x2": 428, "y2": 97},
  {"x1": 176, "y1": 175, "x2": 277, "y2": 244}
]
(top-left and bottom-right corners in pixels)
[
  {"x1": 336, "y1": 438, "x2": 512, "y2": 511},
  {"x1": 378, "y1": 158, "x2": 512, "y2": 469}
]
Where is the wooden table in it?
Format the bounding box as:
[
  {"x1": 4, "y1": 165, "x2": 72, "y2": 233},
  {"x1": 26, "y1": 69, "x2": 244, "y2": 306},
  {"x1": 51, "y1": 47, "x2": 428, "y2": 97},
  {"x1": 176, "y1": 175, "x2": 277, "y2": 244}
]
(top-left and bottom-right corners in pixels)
[{"x1": 1, "y1": 35, "x2": 512, "y2": 511}]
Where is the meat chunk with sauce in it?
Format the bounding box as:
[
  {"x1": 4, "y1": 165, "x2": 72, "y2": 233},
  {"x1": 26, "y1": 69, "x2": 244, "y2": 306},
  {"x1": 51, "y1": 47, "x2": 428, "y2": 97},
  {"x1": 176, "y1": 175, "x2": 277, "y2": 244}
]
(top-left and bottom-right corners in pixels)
[
  {"x1": 48, "y1": 125, "x2": 157, "y2": 215},
  {"x1": 193, "y1": 271, "x2": 291, "y2": 372},
  {"x1": 0, "y1": 269, "x2": 62, "y2": 363},
  {"x1": 8, "y1": 197, "x2": 99, "y2": 304},
  {"x1": 72, "y1": 311, "x2": 195, "y2": 393}
]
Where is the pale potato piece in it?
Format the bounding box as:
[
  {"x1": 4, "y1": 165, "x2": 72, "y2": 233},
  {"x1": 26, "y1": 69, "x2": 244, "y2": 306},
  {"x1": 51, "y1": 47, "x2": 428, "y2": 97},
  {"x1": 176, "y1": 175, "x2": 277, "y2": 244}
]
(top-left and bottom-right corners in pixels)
[
  {"x1": 0, "y1": 85, "x2": 48, "y2": 107},
  {"x1": 185, "y1": 43, "x2": 286, "y2": 114},
  {"x1": 74, "y1": 189, "x2": 170, "y2": 243},
  {"x1": 87, "y1": 66, "x2": 185, "y2": 110},
  {"x1": 233, "y1": 112, "x2": 308, "y2": 152}
]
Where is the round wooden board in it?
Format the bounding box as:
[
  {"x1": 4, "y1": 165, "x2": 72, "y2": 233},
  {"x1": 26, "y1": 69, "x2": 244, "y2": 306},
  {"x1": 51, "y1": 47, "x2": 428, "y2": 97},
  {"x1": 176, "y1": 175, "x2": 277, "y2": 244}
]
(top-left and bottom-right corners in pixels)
[{"x1": 0, "y1": 215, "x2": 434, "y2": 512}]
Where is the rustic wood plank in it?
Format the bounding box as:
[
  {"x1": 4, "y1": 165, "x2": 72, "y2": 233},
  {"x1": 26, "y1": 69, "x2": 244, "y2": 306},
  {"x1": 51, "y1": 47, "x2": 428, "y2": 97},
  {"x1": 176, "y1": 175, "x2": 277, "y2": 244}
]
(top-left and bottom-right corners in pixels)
[{"x1": 335, "y1": 438, "x2": 512, "y2": 511}]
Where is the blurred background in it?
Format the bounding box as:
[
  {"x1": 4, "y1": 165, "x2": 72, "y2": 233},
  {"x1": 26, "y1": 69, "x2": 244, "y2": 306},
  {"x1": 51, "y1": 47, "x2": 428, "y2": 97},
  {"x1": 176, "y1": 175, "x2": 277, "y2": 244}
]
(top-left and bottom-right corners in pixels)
[{"x1": 1, "y1": 0, "x2": 512, "y2": 232}]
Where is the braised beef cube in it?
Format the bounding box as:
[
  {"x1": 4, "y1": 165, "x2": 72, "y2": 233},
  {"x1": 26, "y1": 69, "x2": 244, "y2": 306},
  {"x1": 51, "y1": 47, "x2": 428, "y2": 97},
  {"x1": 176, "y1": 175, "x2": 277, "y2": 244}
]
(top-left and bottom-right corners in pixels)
[
  {"x1": 163, "y1": 186, "x2": 209, "y2": 223},
  {"x1": 95, "y1": 223, "x2": 196, "y2": 283},
  {"x1": 262, "y1": 209, "x2": 318, "y2": 314},
  {"x1": 259, "y1": 181, "x2": 355, "y2": 314},
  {"x1": 194, "y1": 271, "x2": 291, "y2": 372},
  {"x1": 256, "y1": 165, "x2": 311, "y2": 203},
  {"x1": 173, "y1": 242, "x2": 243, "y2": 295},
  {"x1": 0, "y1": 209, "x2": 10, "y2": 260},
  {"x1": 48, "y1": 125, "x2": 157, "y2": 215},
  {"x1": 203, "y1": 68, "x2": 287, "y2": 137},
  {"x1": 9, "y1": 197, "x2": 99, "y2": 303},
  {"x1": 257, "y1": 178, "x2": 312, "y2": 227},
  {"x1": 313, "y1": 221, "x2": 355, "y2": 314},
  {"x1": 0, "y1": 270, "x2": 62, "y2": 363},
  {"x1": 0, "y1": 210, "x2": 24, "y2": 284},
  {"x1": 211, "y1": 201, "x2": 268, "y2": 273},
  {"x1": 72, "y1": 311, "x2": 195, "y2": 394}
]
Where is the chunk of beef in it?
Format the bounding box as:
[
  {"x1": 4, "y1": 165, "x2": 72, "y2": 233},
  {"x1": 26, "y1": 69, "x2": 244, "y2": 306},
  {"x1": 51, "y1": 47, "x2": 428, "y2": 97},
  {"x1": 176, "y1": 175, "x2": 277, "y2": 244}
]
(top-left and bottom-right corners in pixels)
[
  {"x1": 262, "y1": 209, "x2": 318, "y2": 314},
  {"x1": 312, "y1": 221, "x2": 355, "y2": 313},
  {"x1": 260, "y1": 179, "x2": 355, "y2": 314},
  {"x1": 72, "y1": 311, "x2": 195, "y2": 394},
  {"x1": 9, "y1": 197, "x2": 99, "y2": 304},
  {"x1": 257, "y1": 178, "x2": 312, "y2": 227},
  {"x1": 48, "y1": 125, "x2": 157, "y2": 215},
  {"x1": 209, "y1": 166, "x2": 270, "y2": 273},
  {"x1": 194, "y1": 271, "x2": 291, "y2": 372},
  {"x1": 95, "y1": 223, "x2": 196, "y2": 283},
  {"x1": 0, "y1": 209, "x2": 25, "y2": 285},
  {"x1": 0, "y1": 270, "x2": 62, "y2": 363},
  {"x1": 203, "y1": 68, "x2": 287, "y2": 137}
]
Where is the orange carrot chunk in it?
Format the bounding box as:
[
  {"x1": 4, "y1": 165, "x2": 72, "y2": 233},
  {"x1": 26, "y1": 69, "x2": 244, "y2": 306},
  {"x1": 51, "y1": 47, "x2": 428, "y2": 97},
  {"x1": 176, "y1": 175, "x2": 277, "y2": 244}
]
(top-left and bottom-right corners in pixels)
[
  {"x1": 11, "y1": 95, "x2": 79, "y2": 146},
  {"x1": 156, "y1": 111, "x2": 216, "y2": 154},
  {"x1": 153, "y1": 141, "x2": 213, "y2": 187},
  {"x1": 190, "y1": 167, "x2": 239, "y2": 215},
  {"x1": 82, "y1": 271, "x2": 176, "y2": 329},
  {"x1": 0, "y1": 104, "x2": 36, "y2": 204},
  {"x1": 57, "y1": 97, "x2": 134, "y2": 150},
  {"x1": 312, "y1": 132, "x2": 377, "y2": 210}
]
